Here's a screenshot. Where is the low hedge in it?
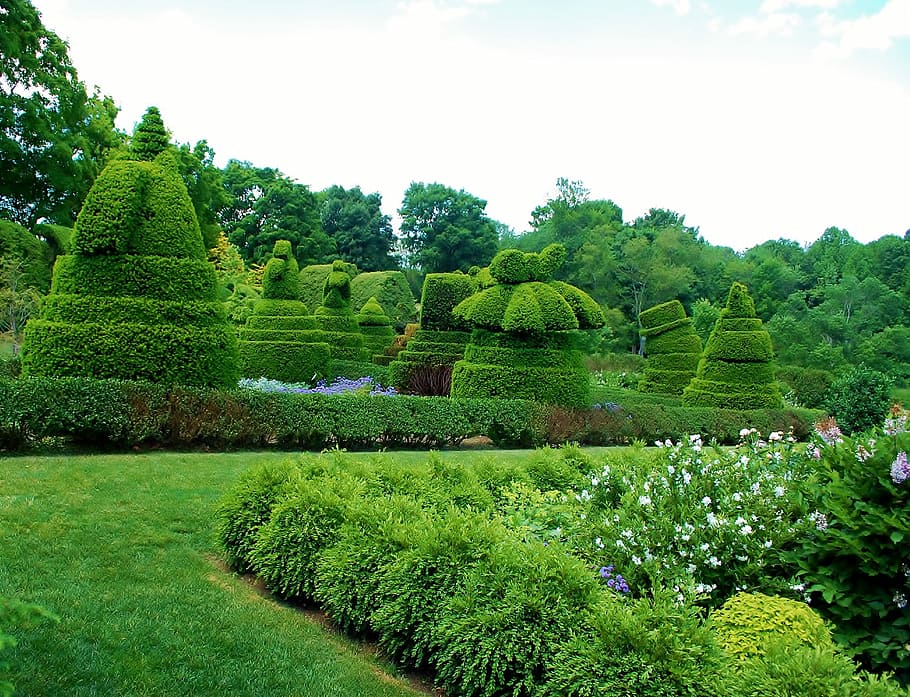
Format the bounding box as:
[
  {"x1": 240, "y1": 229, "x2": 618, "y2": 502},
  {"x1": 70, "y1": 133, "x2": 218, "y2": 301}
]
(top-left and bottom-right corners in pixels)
[
  {"x1": 0, "y1": 377, "x2": 541, "y2": 451},
  {"x1": 238, "y1": 341, "x2": 332, "y2": 384}
]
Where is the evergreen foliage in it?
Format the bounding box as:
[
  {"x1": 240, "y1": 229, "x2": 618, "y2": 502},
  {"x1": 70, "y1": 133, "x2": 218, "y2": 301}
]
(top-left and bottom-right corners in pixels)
[
  {"x1": 129, "y1": 106, "x2": 170, "y2": 162},
  {"x1": 639, "y1": 300, "x2": 702, "y2": 395},
  {"x1": 0, "y1": 220, "x2": 51, "y2": 292},
  {"x1": 21, "y1": 111, "x2": 239, "y2": 388},
  {"x1": 357, "y1": 296, "x2": 395, "y2": 361},
  {"x1": 313, "y1": 260, "x2": 365, "y2": 361},
  {"x1": 238, "y1": 240, "x2": 331, "y2": 382},
  {"x1": 350, "y1": 271, "x2": 417, "y2": 331},
  {"x1": 389, "y1": 272, "x2": 479, "y2": 394},
  {"x1": 298, "y1": 261, "x2": 358, "y2": 310},
  {"x1": 683, "y1": 283, "x2": 782, "y2": 409},
  {"x1": 451, "y1": 244, "x2": 605, "y2": 408}
]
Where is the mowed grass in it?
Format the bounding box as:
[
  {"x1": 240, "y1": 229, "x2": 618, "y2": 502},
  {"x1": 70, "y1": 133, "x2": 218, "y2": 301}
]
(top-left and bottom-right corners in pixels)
[{"x1": 0, "y1": 449, "x2": 555, "y2": 696}]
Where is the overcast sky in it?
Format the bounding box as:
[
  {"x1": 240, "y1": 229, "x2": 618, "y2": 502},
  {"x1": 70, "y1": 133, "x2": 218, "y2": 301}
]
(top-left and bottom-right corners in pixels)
[{"x1": 33, "y1": 0, "x2": 910, "y2": 251}]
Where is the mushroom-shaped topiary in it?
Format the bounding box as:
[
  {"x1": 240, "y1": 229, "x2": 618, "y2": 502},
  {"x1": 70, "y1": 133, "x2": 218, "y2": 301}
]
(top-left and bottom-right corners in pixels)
[
  {"x1": 313, "y1": 259, "x2": 364, "y2": 361},
  {"x1": 357, "y1": 296, "x2": 396, "y2": 361},
  {"x1": 638, "y1": 300, "x2": 702, "y2": 396},
  {"x1": 21, "y1": 108, "x2": 239, "y2": 387},
  {"x1": 238, "y1": 240, "x2": 331, "y2": 382},
  {"x1": 450, "y1": 243, "x2": 605, "y2": 408},
  {"x1": 682, "y1": 282, "x2": 782, "y2": 409}
]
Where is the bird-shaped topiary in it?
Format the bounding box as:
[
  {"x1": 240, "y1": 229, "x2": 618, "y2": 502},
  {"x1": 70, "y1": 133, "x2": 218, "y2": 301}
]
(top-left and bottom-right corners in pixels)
[
  {"x1": 638, "y1": 300, "x2": 702, "y2": 396},
  {"x1": 238, "y1": 240, "x2": 331, "y2": 383},
  {"x1": 22, "y1": 107, "x2": 239, "y2": 387},
  {"x1": 356, "y1": 296, "x2": 396, "y2": 362},
  {"x1": 450, "y1": 244, "x2": 605, "y2": 408},
  {"x1": 682, "y1": 282, "x2": 782, "y2": 409},
  {"x1": 313, "y1": 260, "x2": 365, "y2": 361}
]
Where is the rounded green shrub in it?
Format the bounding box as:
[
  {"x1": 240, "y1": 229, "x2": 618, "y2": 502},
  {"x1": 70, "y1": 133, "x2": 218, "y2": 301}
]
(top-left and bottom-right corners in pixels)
[
  {"x1": 22, "y1": 112, "x2": 239, "y2": 388},
  {"x1": 0, "y1": 220, "x2": 52, "y2": 293},
  {"x1": 824, "y1": 365, "x2": 894, "y2": 435},
  {"x1": 351, "y1": 270, "x2": 417, "y2": 332},
  {"x1": 298, "y1": 261, "x2": 359, "y2": 310},
  {"x1": 683, "y1": 283, "x2": 782, "y2": 410},
  {"x1": 357, "y1": 296, "x2": 396, "y2": 360},
  {"x1": 710, "y1": 592, "x2": 834, "y2": 662},
  {"x1": 419, "y1": 272, "x2": 477, "y2": 331},
  {"x1": 639, "y1": 300, "x2": 702, "y2": 396}
]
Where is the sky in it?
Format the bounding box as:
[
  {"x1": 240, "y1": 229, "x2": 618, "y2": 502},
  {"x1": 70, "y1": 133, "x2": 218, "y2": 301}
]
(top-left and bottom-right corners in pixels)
[{"x1": 32, "y1": 0, "x2": 910, "y2": 251}]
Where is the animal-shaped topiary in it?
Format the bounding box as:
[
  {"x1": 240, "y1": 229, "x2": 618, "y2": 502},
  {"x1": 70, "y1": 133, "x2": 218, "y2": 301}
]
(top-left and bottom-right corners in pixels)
[
  {"x1": 450, "y1": 244, "x2": 604, "y2": 408},
  {"x1": 22, "y1": 107, "x2": 239, "y2": 387},
  {"x1": 313, "y1": 260, "x2": 365, "y2": 361},
  {"x1": 357, "y1": 296, "x2": 396, "y2": 362},
  {"x1": 638, "y1": 300, "x2": 702, "y2": 396},
  {"x1": 238, "y1": 240, "x2": 331, "y2": 382},
  {"x1": 683, "y1": 282, "x2": 782, "y2": 409}
]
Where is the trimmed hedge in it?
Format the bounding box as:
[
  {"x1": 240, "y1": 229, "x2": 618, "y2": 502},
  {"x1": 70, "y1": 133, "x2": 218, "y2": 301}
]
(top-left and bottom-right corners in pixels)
[
  {"x1": 388, "y1": 329, "x2": 472, "y2": 396},
  {"x1": 351, "y1": 270, "x2": 417, "y2": 332},
  {"x1": 0, "y1": 220, "x2": 52, "y2": 292},
  {"x1": 298, "y1": 261, "x2": 358, "y2": 310},
  {"x1": 451, "y1": 361, "x2": 592, "y2": 409},
  {"x1": 639, "y1": 300, "x2": 702, "y2": 396},
  {"x1": 50, "y1": 254, "x2": 219, "y2": 302},
  {"x1": 238, "y1": 341, "x2": 332, "y2": 384},
  {"x1": 40, "y1": 294, "x2": 228, "y2": 328},
  {"x1": 0, "y1": 377, "x2": 542, "y2": 451},
  {"x1": 419, "y1": 272, "x2": 477, "y2": 331},
  {"x1": 314, "y1": 261, "x2": 365, "y2": 361},
  {"x1": 684, "y1": 283, "x2": 782, "y2": 410}
]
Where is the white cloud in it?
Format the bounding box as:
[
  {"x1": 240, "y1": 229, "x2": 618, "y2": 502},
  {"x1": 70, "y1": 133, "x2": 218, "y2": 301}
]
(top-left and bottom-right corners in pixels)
[
  {"x1": 814, "y1": 0, "x2": 910, "y2": 59},
  {"x1": 760, "y1": 0, "x2": 843, "y2": 13},
  {"x1": 727, "y1": 12, "x2": 801, "y2": 37},
  {"x1": 651, "y1": 0, "x2": 692, "y2": 16}
]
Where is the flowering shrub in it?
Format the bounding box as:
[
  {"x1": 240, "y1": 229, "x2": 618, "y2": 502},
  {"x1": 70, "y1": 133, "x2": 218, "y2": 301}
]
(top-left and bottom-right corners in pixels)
[
  {"x1": 238, "y1": 375, "x2": 397, "y2": 396},
  {"x1": 582, "y1": 431, "x2": 815, "y2": 604},
  {"x1": 790, "y1": 407, "x2": 910, "y2": 682}
]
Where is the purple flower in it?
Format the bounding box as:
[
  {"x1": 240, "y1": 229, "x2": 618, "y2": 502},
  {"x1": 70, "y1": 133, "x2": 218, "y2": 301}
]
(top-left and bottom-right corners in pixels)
[
  {"x1": 891, "y1": 451, "x2": 910, "y2": 485},
  {"x1": 814, "y1": 417, "x2": 843, "y2": 446},
  {"x1": 598, "y1": 565, "x2": 630, "y2": 594}
]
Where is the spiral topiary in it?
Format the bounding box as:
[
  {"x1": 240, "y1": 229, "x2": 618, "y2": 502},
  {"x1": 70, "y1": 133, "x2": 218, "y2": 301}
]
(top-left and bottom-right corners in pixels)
[
  {"x1": 682, "y1": 282, "x2": 782, "y2": 409},
  {"x1": 21, "y1": 108, "x2": 239, "y2": 387},
  {"x1": 450, "y1": 244, "x2": 604, "y2": 408},
  {"x1": 238, "y1": 240, "x2": 331, "y2": 382},
  {"x1": 639, "y1": 300, "x2": 702, "y2": 396}
]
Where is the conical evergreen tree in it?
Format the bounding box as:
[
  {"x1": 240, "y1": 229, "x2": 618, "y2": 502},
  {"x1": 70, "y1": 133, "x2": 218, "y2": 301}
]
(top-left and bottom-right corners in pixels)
[
  {"x1": 639, "y1": 300, "x2": 702, "y2": 395},
  {"x1": 683, "y1": 282, "x2": 782, "y2": 409},
  {"x1": 357, "y1": 296, "x2": 395, "y2": 361},
  {"x1": 238, "y1": 240, "x2": 331, "y2": 382},
  {"x1": 130, "y1": 106, "x2": 170, "y2": 161},
  {"x1": 22, "y1": 108, "x2": 238, "y2": 387}
]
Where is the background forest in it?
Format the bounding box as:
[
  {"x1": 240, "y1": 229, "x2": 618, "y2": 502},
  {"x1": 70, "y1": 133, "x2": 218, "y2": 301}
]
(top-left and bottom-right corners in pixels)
[{"x1": 2, "y1": 0, "x2": 908, "y2": 392}]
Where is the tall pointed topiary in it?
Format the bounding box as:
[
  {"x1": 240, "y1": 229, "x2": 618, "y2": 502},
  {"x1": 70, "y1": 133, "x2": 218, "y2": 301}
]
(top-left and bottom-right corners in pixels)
[
  {"x1": 357, "y1": 296, "x2": 396, "y2": 363},
  {"x1": 638, "y1": 300, "x2": 702, "y2": 396},
  {"x1": 388, "y1": 271, "x2": 476, "y2": 395},
  {"x1": 130, "y1": 106, "x2": 170, "y2": 162},
  {"x1": 450, "y1": 244, "x2": 605, "y2": 408},
  {"x1": 682, "y1": 282, "x2": 782, "y2": 409},
  {"x1": 22, "y1": 108, "x2": 239, "y2": 387},
  {"x1": 238, "y1": 240, "x2": 331, "y2": 382},
  {"x1": 313, "y1": 260, "x2": 365, "y2": 361}
]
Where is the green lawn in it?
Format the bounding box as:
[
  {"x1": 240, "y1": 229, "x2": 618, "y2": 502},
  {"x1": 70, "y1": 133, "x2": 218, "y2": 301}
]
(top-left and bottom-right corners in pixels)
[{"x1": 0, "y1": 449, "x2": 547, "y2": 696}]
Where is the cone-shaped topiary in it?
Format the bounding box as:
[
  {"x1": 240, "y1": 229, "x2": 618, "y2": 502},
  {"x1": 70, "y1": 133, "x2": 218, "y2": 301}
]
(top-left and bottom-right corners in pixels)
[
  {"x1": 357, "y1": 296, "x2": 396, "y2": 363},
  {"x1": 450, "y1": 244, "x2": 605, "y2": 408},
  {"x1": 130, "y1": 106, "x2": 170, "y2": 162},
  {"x1": 638, "y1": 300, "x2": 702, "y2": 395},
  {"x1": 313, "y1": 260, "x2": 364, "y2": 361},
  {"x1": 682, "y1": 282, "x2": 782, "y2": 409},
  {"x1": 388, "y1": 272, "x2": 476, "y2": 395},
  {"x1": 238, "y1": 240, "x2": 331, "y2": 382},
  {"x1": 22, "y1": 109, "x2": 239, "y2": 387}
]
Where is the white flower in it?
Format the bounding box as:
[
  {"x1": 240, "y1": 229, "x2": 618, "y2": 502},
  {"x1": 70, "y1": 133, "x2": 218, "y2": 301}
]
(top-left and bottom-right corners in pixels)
[
  {"x1": 706, "y1": 512, "x2": 719, "y2": 527},
  {"x1": 894, "y1": 593, "x2": 908, "y2": 610},
  {"x1": 638, "y1": 495, "x2": 652, "y2": 506},
  {"x1": 632, "y1": 555, "x2": 642, "y2": 566},
  {"x1": 774, "y1": 485, "x2": 785, "y2": 497},
  {"x1": 595, "y1": 537, "x2": 605, "y2": 549},
  {"x1": 667, "y1": 465, "x2": 676, "y2": 475},
  {"x1": 741, "y1": 524, "x2": 753, "y2": 535},
  {"x1": 769, "y1": 431, "x2": 782, "y2": 442},
  {"x1": 763, "y1": 540, "x2": 773, "y2": 548},
  {"x1": 751, "y1": 482, "x2": 761, "y2": 493},
  {"x1": 740, "y1": 428, "x2": 751, "y2": 438},
  {"x1": 732, "y1": 492, "x2": 742, "y2": 502},
  {"x1": 735, "y1": 516, "x2": 747, "y2": 526},
  {"x1": 700, "y1": 543, "x2": 711, "y2": 551},
  {"x1": 682, "y1": 471, "x2": 692, "y2": 485},
  {"x1": 709, "y1": 556, "x2": 721, "y2": 567},
  {"x1": 702, "y1": 496, "x2": 712, "y2": 506}
]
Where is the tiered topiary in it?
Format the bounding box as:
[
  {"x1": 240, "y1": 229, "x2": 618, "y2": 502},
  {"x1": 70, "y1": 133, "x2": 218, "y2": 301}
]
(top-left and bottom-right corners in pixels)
[
  {"x1": 638, "y1": 300, "x2": 702, "y2": 396},
  {"x1": 21, "y1": 107, "x2": 239, "y2": 387},
  {"x1": 351, "y1": 270, "x2": 417, "y2": 332},
  {"x1": 388, "y1": 272, "x2": 476, "y2": 395},
  {"x1": 450, "y1": 244, "x2": 605, "y2": 408},
  {"x1": 313, "y1": 260, "x2": 365, "y2": 361},
  {"x1": 238, "y1": 240, "x2": 331, "y2": 382},
  {"x1": 683, "y1": 282, "x2": 782, "y2": 409},
  {"x1": 357, "y1": 296, "x2": 396, "y2": 364}
]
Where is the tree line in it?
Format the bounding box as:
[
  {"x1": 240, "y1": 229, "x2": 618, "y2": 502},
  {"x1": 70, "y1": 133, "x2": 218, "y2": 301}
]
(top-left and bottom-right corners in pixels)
[{"x1": 2, "y1": 0, "x2": 908, "y2": 383}]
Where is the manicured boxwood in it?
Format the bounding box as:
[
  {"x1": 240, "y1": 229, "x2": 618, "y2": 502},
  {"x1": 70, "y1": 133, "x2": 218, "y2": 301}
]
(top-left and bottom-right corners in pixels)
[
  {"x1": 388, "y1": 328, "x2": 473, "y2": 396},
  {"x1": 313, "y1": 260, "x2": 365, "y2": 361},
  {"x1": 639, "y1": 300, "x2": 702, "y2": 396},
  {"x1": 356, "y1": 296, "x2": 396, "y2": 359},
  {"x1": 40, "y1": 294, "x2": 227, "y2": 328},
  {"x1": 419, "y1": 272, "x2": 477, "y2": 331},
  {"x1": 351, "y1": 270, "x2": 417, "y2": 332},
  {"x1": 0, "y1": 219, "x2": 52, "y2": 292},
  {"x1": 298, "y1": 261, "x2": 358, "y2": 311},
  {"x1": 684, "y1": 283, "x2": 782, "y2": 410},
  {"x1": 451, "y1": 244, "x2": 604, "y2": 407},
  {"x1": 238, "y1": 341, "x2": 332, "y2": 384}
]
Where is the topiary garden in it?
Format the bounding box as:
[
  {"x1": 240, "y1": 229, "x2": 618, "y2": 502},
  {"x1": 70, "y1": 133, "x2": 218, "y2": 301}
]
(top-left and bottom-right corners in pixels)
[{"x1": 638, "y1": 299, "x2": 702, "y2": 395}]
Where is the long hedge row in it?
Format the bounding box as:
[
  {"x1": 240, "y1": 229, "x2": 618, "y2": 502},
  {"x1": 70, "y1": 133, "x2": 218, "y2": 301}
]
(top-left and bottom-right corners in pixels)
[{"x1": 0, "y1": 377, "x2": 821, "y2": 452}]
